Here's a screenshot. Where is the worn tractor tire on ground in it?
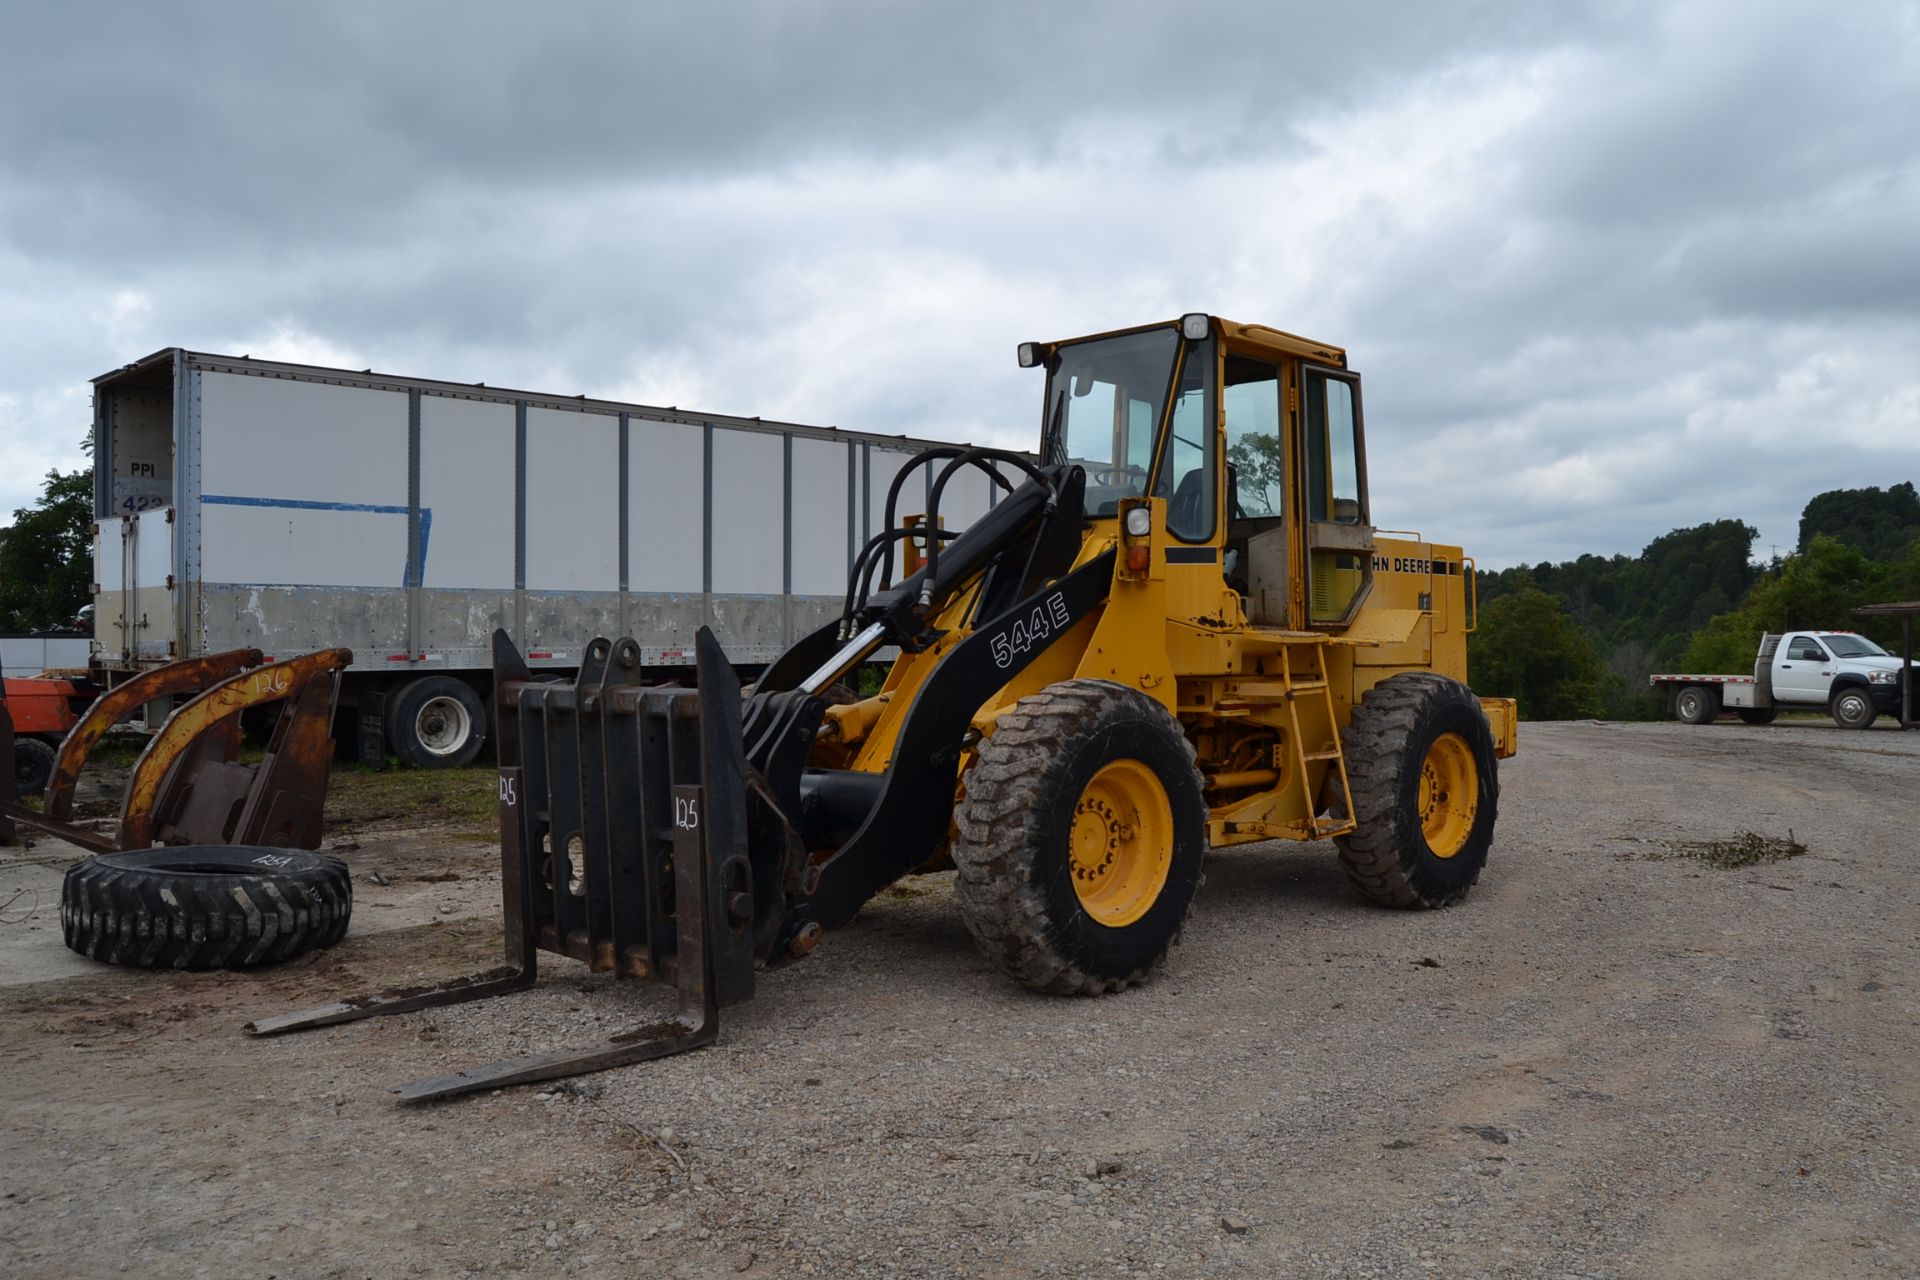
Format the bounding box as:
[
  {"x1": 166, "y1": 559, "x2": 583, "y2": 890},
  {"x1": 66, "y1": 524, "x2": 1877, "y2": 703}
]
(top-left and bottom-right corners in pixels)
[
  {"x1": 388, "y1": 675, "x2": 488, "y2": 768},
  {"x1": 61, "y1": 846, "x2": 352, "y2": 969},
  {"x1": 12, "y1": 736, "x2": 56, "y2": 798},
  {"x1": 1674, "y1": 685, "x2": 1719, "y2": 725},
  {"x1": 1335, "y1": 672, "x2": 1499, "y2": 909},
  {"x1": 1738, "y1": 707, "x2": 1778, "y2": 725},
  {"x1": 1829, "y1": 687, "x2": 1877, "y2": 730},
  {"x1": 951, "y1": 679, "x2": 1206, "y2": 996}
]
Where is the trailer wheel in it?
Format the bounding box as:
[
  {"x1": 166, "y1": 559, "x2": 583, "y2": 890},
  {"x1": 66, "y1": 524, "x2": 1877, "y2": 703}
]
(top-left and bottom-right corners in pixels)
[
  {"x1": 951, "y1": 679, "x2": 1206, "y2": 995},
  {"x1": 12, "y1": 736, "x2": 57, "y2": 798},
  {"x1": 1830, "y1": 687, "x2": 1877, "y2": 730},
  {"x1": 1674, "y1": 685, "x2": 1719, "y2": 725},
  {"x1": 1335, "y1": 673, "x2": 1499, "y2": 909},
  {"x1": 1738, "y1": 707, "x2": 1777, "y2": 725},
  {"x1": 61, "y1": 845, "x2": 352, "y2": 969},
  {"x1": 388, "y1": 676, "x2": 488, "y2": 768}
]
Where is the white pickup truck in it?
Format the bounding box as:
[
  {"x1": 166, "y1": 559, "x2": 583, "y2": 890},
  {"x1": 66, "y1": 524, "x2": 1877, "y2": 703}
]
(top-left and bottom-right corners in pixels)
[{"x1": 1651, "y1": 631, "x2": 1914, "y2": 729}]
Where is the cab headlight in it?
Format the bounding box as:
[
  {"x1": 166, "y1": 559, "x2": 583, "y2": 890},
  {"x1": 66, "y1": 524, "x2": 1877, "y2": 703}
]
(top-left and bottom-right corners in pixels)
[{"x1": 1123, "y1": 507, "x2": 1152, "y2": 537}]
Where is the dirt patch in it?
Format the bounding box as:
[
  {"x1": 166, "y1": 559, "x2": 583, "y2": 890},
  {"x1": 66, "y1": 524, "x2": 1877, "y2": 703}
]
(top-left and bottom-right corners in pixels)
[
  {"x1": 1668, "y1": 829, "x2": 1810, "y2": 869},
  {"x1": 1634, "y1": 830, "x2": 1812, "y2": 869}
]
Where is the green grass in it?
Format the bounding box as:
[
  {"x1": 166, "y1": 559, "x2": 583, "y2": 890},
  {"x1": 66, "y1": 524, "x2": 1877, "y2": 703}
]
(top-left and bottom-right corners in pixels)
[{"x1": 326, "y1": 763, "x2": 497, "y2": 836}]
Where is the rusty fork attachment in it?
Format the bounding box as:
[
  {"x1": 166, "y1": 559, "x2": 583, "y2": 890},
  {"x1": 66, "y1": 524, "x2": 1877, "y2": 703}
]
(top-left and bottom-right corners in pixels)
[
  {"x1": 247, "y1": 628, "x2": 782, "y2": 1104},
  {"x1": 0, "y1": 648, "x2": 351, "y2": 852}
]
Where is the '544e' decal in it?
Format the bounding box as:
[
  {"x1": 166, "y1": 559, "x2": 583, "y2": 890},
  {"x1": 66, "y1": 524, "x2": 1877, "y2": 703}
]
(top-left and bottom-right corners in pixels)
[{"x1": 989, "y1": 592, "x2": 1072, "y2": 668}]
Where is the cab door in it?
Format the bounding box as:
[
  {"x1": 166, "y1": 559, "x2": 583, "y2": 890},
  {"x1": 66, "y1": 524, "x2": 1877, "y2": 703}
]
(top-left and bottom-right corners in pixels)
[
  {"x1": 1299, "y1": 366, "x2": 1374, "y2": 626},
  {"x1": 1773, "y1": 634, "x2": 1832, "y2": 701}
]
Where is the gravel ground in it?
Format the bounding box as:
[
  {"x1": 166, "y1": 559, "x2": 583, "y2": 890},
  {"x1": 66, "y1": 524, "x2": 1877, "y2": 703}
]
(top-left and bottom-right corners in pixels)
[{"x1": 1, "y1": 720, "x2": 1915, "y2": 1278}]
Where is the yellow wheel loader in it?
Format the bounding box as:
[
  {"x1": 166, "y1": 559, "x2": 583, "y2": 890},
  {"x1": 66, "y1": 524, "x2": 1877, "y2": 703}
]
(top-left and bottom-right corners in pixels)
[{"x1": 254, "y1": 314, "x2": 1518, "y2": 1100}]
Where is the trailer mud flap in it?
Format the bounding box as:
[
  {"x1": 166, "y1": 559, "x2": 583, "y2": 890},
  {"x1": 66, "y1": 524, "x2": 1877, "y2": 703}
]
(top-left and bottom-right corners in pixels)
[{"x1": 248, "y1": 627, "x2": 793, "y2": 1103}]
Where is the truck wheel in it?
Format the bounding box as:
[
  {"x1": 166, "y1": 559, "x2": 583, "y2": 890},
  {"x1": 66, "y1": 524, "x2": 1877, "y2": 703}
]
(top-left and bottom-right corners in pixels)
[
  {"x1": 12, "y1": 736, "x2": 57, "y2": 798},
  {"x1": 951, "y1": 679, "x2": 1207, "y2": 995},
  {"x1": 1335, "y1": 673, "x2": 1498, "y2": 909},
  {"x1": 1738, "y1": 707, "x2": 1777, "y2": 725},
  {"x1": 388, "y1": 676, "x2": 488, "y2": 768},
  {"x1": 1674, "y1": 685, "x2": 1719, "y2": 725},
  {"x1": 1830, "y1": 687, "x2": 1877, "y2": 730},
  {"x1": 61, "y1": 846, "x2": 352, "y2": 969}
]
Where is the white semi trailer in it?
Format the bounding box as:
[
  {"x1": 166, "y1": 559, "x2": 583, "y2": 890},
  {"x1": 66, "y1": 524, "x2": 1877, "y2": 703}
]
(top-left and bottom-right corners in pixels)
[{"x1": 89, "y1": 349, "x2": 1006, "y2": 766}]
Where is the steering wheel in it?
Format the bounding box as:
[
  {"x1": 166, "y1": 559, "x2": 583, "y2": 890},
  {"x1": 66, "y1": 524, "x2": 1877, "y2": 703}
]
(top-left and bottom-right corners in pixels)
[{"x1": 1089, "y1": 464, "x2": 1148, "y2": 488}]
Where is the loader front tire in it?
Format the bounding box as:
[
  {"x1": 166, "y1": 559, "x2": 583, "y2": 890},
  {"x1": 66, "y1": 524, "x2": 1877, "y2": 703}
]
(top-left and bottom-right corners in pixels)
[
  {"x1": 61, "y1": 846, "x2": 352, "y2": 969},
  {"x1": 951, "y1": 680, "x2": 1206, "y2": 995},
  {"x1": 1336, "y1": 673, "x2": 1498, "y2": 909}
]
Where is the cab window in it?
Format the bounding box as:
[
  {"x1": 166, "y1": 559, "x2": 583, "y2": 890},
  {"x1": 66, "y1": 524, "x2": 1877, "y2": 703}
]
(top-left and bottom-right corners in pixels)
[
  {"x1": 1043, "y1": 326, "x2": 1179, "y2": 517},
  {"x1": 1154, "y1": 339, "x2": 1215, "y2": 541},
  {"x1": 1224, "y1": 356, "x2": 1283, "y2": 519},
  {"x1": 1786, "y1": 637, "x2": 1827, "y2": 662},
  {"x1": 1305, "y1": 372, "x2": 1364, "y2": 524}
]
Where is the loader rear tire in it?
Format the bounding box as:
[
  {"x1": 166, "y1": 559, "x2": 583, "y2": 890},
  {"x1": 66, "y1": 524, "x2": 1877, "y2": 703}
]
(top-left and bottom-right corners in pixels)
[
  {"x1": 60, "y1": 846, "x2": 352, "y2": 969},
  {"x1": 1335, "y1": 673, "x2": 1498, "y2": 909},
  {"x1": 951, "y1": 679, "x2": 1206, "y2": 995}
]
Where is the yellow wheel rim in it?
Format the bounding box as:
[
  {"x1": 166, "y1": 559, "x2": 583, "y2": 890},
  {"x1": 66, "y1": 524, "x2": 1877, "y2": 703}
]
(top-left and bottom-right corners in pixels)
[
  {"x1": 1069, "y1": 759, "x2": 1174, "y2": 927},
  {"x1": 1418, "y1": 732, "x2": 1479, "y2": 858}
]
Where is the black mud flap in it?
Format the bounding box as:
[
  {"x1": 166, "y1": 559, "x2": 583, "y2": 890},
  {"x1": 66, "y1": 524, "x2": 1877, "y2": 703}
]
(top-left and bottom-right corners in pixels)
[{"x1": 245, "y1": 627, "x2": 804, "y2": 1103}]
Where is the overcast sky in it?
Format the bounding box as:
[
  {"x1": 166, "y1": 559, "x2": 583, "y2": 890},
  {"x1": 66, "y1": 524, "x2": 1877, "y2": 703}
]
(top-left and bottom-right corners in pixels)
[{"x1": 3, "y1": 0, "x2": 1916, "y2": 569}]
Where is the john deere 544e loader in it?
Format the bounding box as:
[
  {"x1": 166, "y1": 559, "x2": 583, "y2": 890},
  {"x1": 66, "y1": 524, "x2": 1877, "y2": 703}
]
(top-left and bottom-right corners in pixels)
[{"x1": 254, "y1": 314, "x2": 1518, "y2": 1100}]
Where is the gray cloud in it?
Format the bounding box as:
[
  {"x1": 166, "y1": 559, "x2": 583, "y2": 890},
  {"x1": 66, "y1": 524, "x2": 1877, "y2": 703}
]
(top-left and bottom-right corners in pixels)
[{"x1": 2, "y1": 0, "x2": 1915, "y2": 573}]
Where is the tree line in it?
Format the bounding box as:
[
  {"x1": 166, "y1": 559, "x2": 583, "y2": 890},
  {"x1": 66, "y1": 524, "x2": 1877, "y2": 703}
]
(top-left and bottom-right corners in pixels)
[
  {"x1": 1470, "y1": 482, "x2": 1920, "y2": 720},
  {"x1": 0, "y1": 459, "x2": 91, "y2": 633}
]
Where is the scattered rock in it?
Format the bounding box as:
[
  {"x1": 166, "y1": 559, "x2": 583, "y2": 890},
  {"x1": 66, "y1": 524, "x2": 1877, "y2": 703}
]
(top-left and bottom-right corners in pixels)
[
  {"x1": 1382, "y1": 1139, "x2": 1418, "y2": 1150},
  {"x1": 1221, "y1": 1215, "x2": 1251, "y2": 1235},
  {"x1": 1460, "y1": 1125, "x2": 1510, "y2": 1145}
]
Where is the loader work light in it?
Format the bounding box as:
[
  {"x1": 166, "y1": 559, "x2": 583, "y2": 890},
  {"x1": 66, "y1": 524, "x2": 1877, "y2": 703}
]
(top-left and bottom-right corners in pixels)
[
  {"x1": 1123, "y1": 506, "x2": 1152, "y2": 537},
  {"x1": 1180, "y1": 313, "x2": 1211, "y2": 340},
  {"x1": 1017, "y1": 342, "x2": 1044, "y2": 368}
]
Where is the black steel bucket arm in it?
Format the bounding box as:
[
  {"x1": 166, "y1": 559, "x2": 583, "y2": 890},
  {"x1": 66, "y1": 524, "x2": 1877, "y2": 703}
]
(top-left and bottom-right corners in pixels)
[{"x1": 806, "y1": 547, "x2": 1118, "y2": 928}]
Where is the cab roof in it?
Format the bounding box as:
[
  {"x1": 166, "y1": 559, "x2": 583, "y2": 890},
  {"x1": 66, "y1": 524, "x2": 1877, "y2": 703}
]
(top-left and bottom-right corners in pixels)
[{"x1": 1050, "y1": 316, "x2": 1347, "y2": 369}]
